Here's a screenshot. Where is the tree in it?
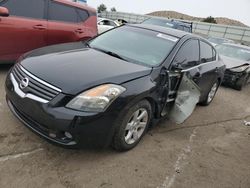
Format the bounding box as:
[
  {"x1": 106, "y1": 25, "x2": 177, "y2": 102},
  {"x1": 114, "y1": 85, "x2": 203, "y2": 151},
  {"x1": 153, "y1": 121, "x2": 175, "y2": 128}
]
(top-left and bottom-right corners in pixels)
[
  {"x1": 97, "y1": 4, "x2": 107, "y2": 13},
  {"x1": 202, "y1": 16, "x2": 217, "y2": 24},
  {"x1": 111, "y1": 7, "x2": 117, "y2": 12}
]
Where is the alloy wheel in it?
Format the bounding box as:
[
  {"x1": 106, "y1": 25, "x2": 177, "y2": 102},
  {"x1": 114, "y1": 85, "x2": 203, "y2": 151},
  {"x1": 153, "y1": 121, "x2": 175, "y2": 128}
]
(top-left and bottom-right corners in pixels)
[
  {"x1": 207, "y1": 83, "x2": 218, "y2": 103},
  {"x1": 124, "y1": 108, "x2": 149, "y2": 145}
]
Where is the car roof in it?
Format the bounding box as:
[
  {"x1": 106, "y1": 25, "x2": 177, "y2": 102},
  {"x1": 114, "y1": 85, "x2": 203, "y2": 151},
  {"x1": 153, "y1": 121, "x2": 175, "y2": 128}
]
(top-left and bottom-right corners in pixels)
[
  {"x1": 221, "y1": 43, "x2": 250, "y2": 50},
  {"x1": 53, "y1": 0, "x2": 96, "y2": 13},
  {"x1": 145, "y1": 17, "x2": 192, "y2": 27},
  {"x1": 130, "y1": 24, "x2": 191, "y2": 38}
]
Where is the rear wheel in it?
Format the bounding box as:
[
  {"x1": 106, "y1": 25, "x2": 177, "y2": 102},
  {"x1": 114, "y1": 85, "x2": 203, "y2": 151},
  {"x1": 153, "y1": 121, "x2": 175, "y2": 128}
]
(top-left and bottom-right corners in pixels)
[
  {"x1": 200, "y1": 80, "x2": 219, "y2": 106},
  {"x1": 112, "y1": 100, "x2": 152, "y2": 151}
]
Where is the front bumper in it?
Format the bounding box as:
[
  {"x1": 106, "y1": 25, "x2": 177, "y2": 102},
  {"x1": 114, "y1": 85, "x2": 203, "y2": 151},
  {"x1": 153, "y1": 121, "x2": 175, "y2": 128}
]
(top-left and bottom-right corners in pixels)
[{"x1": 5, "y1": 73, "x2": 120, "y2": 149}]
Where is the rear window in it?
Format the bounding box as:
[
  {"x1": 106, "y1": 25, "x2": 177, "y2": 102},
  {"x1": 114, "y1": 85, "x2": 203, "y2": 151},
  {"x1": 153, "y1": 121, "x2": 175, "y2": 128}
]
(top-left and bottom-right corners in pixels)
[{"x1": 143, "y1": 18, "x2": 174, "y2": 29}]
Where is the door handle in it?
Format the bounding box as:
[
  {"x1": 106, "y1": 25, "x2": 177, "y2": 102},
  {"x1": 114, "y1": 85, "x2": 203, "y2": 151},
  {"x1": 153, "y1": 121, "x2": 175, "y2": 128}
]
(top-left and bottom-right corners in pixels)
[
  {"x1": 75, "y1": 28, "x2": 84, "y2": 34},
  {"x1": 33, "y1": 24, "x2": 46, "y2": 30}
]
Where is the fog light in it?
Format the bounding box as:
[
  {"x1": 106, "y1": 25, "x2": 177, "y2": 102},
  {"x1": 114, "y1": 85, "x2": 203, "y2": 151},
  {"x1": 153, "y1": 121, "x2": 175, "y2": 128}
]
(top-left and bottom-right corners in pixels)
[{"x1": 65, "y1": 132, "x2": 73, "y2": 139}]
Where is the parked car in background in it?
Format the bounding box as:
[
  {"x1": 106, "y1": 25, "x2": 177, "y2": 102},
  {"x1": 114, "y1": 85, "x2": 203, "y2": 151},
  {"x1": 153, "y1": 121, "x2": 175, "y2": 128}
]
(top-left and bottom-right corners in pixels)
[
  {"x1": 216, "y1": 43, "x2": 250, "y2": 90},
  {"x1": 207, "y1": 36, "x2": 235, "y2": 46},
  {"x1": 115, "y1": 19, "x2": 128, "y2": 25},
  {"x1": 5, "y1": 24, "x2": 225, "y2": 151},
  {"x1": 0, "y1": 0, "x2": 97, "y2": 63},
  {"x1": 142, "y1": 17, "x2": 192, "y2": 33},
  {"x1": 97, "y1": 18, "x2": 120, "y2": 34}
]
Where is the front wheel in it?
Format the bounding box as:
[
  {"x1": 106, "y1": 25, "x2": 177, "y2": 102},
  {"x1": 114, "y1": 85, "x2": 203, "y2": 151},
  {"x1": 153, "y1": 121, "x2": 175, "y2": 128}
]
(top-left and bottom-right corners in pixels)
[
  {"x1": 112, "y1": 100, "x2": 152, "y2": 151},
  {"x1": 200, "y1": 80, "x2": 219, "y2": 106}
]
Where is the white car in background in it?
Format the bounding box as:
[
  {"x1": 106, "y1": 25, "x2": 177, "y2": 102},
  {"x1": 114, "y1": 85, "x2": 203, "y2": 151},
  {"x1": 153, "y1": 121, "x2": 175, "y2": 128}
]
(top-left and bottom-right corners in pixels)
[{"x1": 97, "y1": 18, "x2": 120, "y2": 34}]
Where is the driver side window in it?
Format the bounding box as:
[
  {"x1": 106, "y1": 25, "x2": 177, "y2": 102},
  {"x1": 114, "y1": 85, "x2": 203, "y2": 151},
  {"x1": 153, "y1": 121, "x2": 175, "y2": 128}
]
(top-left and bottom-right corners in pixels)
[{"x1": 172, "y1": 39, "x2": 199, "y2": 69}]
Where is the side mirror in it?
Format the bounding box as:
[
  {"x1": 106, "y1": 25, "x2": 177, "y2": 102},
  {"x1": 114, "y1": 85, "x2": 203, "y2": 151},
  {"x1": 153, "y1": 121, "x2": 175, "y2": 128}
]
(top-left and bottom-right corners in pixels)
[
  {"x1": 171, "y1": 62, "x2": 183, "y2": 71},
  {"x1": 0, "y1": 7, "x2": 9, "y2": 17}
]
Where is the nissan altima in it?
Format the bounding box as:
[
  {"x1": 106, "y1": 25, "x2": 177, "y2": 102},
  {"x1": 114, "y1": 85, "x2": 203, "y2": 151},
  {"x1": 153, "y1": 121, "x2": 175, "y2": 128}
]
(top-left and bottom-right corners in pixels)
[{"x1": 5, "y1": 24, "x2": 225, "y2": 151}]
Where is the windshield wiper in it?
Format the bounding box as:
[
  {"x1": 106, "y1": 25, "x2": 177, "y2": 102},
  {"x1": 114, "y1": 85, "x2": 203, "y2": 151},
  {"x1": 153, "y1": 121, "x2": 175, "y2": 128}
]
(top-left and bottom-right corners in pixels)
[
  {"x1": 104, "y1": 51, "x2": 128, "y2": 61},
  {"x1": 91, "y1": 47, "x2": 127, "y2": 61},
  {"x1": 85, "y1": 42, "x2": 91, "y2": 48}
]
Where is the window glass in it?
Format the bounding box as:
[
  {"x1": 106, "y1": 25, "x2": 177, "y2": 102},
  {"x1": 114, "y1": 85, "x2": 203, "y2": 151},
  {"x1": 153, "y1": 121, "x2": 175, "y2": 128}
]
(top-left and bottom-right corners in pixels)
[
  {"x1": 216, "y1": 44, "x2": 250, "y2": 61},
  {"x1": 49, "y1": 1, "x2": 78, "y2": 23},
  {"x1": 184, "y1": 27, "x2": 191, "y2": 32},
  {"x1": 0, "y1": 0, "x2": 45, "y2": 19},
  {"x1": 89, "y1": 26, "x2": 178, "y2": 67},
  {"x1": 173, "y1": 39, "x2": 199, "y2": 68},
  {"x1": 200, "y1": 41, "x2": 215, "y2": 63},
  {"x1": 100, "y1": 20, "x2": 116, "y2": 26},
  {"x1": 177, "y1": 25, "x2": 184, "y2": 31},
  {"x1": 108, "y1": 21, "x2": 117, "y2": 27},
  {"x1": 143, "y1": 18, "x2": 174, "y2": 29},
  {"x1": 76, "y1": 9, "x2": 88, "y2": 22}
]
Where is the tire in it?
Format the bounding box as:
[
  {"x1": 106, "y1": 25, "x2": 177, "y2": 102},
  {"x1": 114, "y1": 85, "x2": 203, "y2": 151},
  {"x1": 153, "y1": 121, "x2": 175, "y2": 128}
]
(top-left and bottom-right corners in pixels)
[
  {"x1": 234, "y1": 73, "x2": 250, "y2": 91},
  {"x1": 200, "y1": 80, "x2": 219, "y2": 106},
  {"x1": 112, "y1": 100, "x2": 152, "y2": 151}
]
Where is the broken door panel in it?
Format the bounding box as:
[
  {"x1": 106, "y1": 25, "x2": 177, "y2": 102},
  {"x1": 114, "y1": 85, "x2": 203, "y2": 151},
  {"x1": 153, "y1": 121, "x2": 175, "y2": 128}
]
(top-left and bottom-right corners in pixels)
[
  {"x1": 160, "y1": 71, "x2": 182, "y2": 117},
  {"x1": 169, "y1": 73, "x2": 201, "y2": 124}
]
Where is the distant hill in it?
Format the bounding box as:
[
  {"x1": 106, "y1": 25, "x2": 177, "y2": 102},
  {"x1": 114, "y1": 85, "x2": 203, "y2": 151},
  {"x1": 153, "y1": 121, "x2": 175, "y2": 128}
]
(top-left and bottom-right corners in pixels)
[{"x1": 147, "y1": 11, "x2": 248, "y2": 27}]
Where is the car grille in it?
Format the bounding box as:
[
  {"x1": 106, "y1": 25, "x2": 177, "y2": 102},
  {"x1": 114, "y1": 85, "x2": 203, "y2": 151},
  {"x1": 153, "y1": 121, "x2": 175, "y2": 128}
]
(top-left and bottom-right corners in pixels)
[{"x1": 12, "y1": 64, "x2": 61, "y2": 102}]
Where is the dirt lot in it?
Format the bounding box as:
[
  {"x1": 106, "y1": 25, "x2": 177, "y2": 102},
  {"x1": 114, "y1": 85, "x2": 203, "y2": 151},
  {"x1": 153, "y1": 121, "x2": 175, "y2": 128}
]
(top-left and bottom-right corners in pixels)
[{"x1": 0, "y1": 65, "x2": 250, "y2": 188}]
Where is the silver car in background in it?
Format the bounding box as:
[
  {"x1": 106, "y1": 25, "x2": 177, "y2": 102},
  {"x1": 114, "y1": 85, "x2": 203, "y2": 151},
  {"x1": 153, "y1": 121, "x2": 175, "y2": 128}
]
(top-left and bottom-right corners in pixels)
[
  {"x1": 97, "y1": 18, "x2": 120, "y2": 34},
  {"x1": 216, "y1": 43, "x2": 250, "y2": 90}
]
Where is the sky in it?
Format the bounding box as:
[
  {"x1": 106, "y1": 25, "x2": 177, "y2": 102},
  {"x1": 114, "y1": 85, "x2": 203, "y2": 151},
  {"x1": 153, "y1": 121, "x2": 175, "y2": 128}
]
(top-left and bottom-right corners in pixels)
[{"x1": 88, "y1": 0, "x2": 250, "y2": 26}]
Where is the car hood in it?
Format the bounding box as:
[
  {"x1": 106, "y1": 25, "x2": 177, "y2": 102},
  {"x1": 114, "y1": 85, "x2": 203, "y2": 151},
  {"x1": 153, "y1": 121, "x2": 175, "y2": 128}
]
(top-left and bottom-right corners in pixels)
[
  {"x1": 220, "y1": 55, "x2": 250, "y2": 69},
  {"x1": 20, "y1": 43, "x2": 152, "y2": 95}
]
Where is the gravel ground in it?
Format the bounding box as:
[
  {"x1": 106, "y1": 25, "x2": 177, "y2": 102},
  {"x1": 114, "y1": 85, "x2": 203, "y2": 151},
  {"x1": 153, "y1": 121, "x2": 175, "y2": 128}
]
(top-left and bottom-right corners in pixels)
[{"x1": 0, "y1": 65, "x2": 250, "y2": 188}]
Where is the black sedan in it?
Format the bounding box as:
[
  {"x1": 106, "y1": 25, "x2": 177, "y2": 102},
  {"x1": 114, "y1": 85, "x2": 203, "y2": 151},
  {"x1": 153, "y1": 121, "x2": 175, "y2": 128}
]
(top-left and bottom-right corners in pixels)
[
  {"x1": 216, "y1": 43, "x2": 250, "y2": 90},
  {"x1": 5, "y1": 24, "x2": 225, "y2": 151}
]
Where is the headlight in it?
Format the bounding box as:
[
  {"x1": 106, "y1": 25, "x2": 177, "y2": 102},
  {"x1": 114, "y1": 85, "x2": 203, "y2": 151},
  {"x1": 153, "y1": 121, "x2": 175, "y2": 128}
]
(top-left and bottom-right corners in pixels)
[
  {"x1": 66, "y1": 84, "x2": 126, "y2": 112},
  {"x1": 230, "y1": 65, "x2": 249, "y2": 72}
]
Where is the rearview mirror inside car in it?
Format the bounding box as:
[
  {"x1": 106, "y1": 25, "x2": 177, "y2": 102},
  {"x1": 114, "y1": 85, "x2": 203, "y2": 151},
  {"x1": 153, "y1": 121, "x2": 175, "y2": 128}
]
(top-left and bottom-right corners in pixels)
[{"x1": 0, "y1": 7, "x2": 9, "y2": 17}]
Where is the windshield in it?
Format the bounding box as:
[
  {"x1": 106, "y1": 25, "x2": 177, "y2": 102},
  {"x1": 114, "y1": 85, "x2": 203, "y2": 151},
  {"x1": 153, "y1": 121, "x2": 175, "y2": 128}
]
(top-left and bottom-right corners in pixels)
[
  {"x1": 89, "y1": 26, "x2": 178, "y2": 66},
  {"x1": 216, "y1": 44, "x2": 250, "y2": 61},
  {"x1": 143, "y1": 18, "x2": 175, "y2": 29}
]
